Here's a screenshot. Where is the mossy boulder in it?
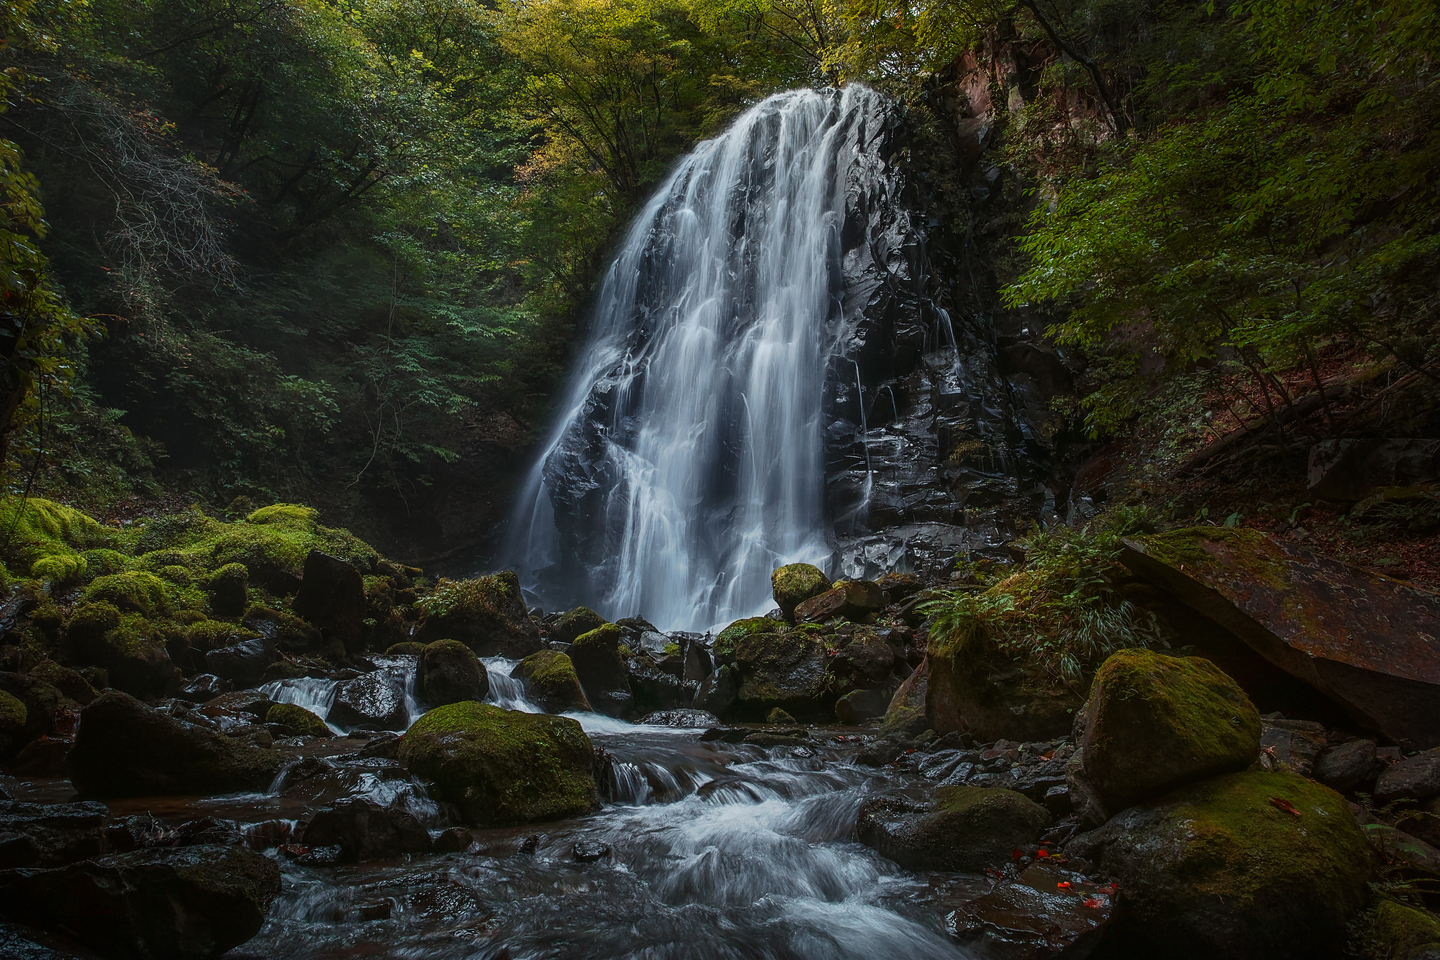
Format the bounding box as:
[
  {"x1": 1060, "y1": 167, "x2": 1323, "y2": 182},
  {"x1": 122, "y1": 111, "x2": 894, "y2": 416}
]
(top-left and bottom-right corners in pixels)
[
  {"x1": 0, "y1": 687, "x2": 26, "y2": 754},
  {"x1": 265, "y1": 702, "x2": 330, "y2": 738},
  {"x1": 512, "y1": 650, "x2": 591, "y2": 713},
  {"x1": 1079, "y1": 649, "x2": 1260, "y2": 812},
  {"x1": 242, "y1": 605, "x2": 325, "y2": 655},
  {"x1": 731, "y1": 628, "x2": 832, "y2": 720},
  {"x1": 794, "y1": 580, "x2": 884, "y2": 623},
  {"x1": 0, "y1": 498, "x2": 107, "y2": 574},
  {"x1": 206, "y1": 562, "x2": 248, "y2": 618},
  {"x1": 553, "y1": 606, "x2": 606, "y2": 645},
  {"x1": 32, "y1": 553, "x2": 87, "y2": 583},
  {"x1": 419, "y1": 639, "x2": 489, "y2": 707},
  {"x1": 0, "y1": 672, "x2": 71, "y2": 748},
  {"x1": 771, "y1": 563, "x2": 831, "y2": 619},
  {"x1": 65, "y1": 603, "x2": 178, "y2": 699},
  {"x1": 1356, "y1": 899, "x2": 1440, "y2": 960},
  {"x1": 857, "y1": 785, "x2": 1053, "y2": 871},
  {"x1": 67, "y1": 690, "x2": 282, "y2": 797},
  {"x1": 28, "y1": 660, "x2": 97, "y2": 705},
  {"x1": 398, "y1": 701, "x2": 598, "y2": 826},
  {"x1": 713, "y1": 616, "x2": 782, "y2": 666},
  {"x1": 415, "y1": 571, "x2": 542, "y2": 658},
  {"x1": 568, "y1": 623, "x2": 632, "y2": 717},
  {"x1": 386, "y1": 641, "x2": 426, "y2": 655},
  {"x1": 828, "y1": 626, "x2": 896, "y2": 691},
  {"x1": 82, "y1": 572, "x2": 174, "y2": 618},
  {"x1": 1069, "y1": 771, "x2": 1373, "y2": 959}
]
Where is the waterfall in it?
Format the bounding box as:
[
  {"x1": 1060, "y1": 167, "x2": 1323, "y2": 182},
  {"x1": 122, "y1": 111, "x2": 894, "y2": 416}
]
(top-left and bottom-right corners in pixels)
[{"x1": 511, "y1": 86, "x2": 894, "y2": 632}]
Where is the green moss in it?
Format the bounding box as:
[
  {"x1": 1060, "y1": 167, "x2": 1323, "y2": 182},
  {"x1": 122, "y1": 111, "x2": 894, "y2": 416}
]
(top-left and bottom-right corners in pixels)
[
  {"x1": 83, "y1": 571, "x2": 175, "y2": 618},
  {"x1": 555, "y1": 605, "x2": 605, "y2": 643},
  {"x1": 0, "y1": 688, "x2": 26, "y2": 731},
  {"x1": 184, "y1": 620, "x2": 256, "y2": 652},
  {"x1": 387, "y1": 641, "x2": 426, "y2": 655},
  {"x1": 767, "y1": 707, "x2": 797, "y2": 724},
  {"x1": 418, "y1": 573, "x2": 523, "y2": 621},
  {"x1": 571, "y1": 622, "x2": 622, "y2": 651},
  {"x1": 1083, "y1": 649, "x2": 1260, "y2": 809},
  {"x1": 0, "y1": 498, "x2": 109, "y2": 573},
  {"x1": 246, "y1": 503, "x2": 319, "y2": 529},
  {"x1": 81, "y1": 549, "x2": 132, "y2": 579},
  {"x1": 1139, "y1": 527, "x2": 1283, "y2": 584},
  {"x1": 399, "y1": 701, "x2": 598, "y2": 825},
  {"x1": 31, "y1": 553, "x2": 87, "y2": 583},
  {"x1": 1358, "y1": 899, "x2": 1440, "y2": 960},
  {"x1": 265, "y1": 702, "x2": 330, "y2": 737},
  {"x1": 714, "y1": 616, "x2": 781, "y2": 665},
  {"x1": 771, "y1": 563, "x2": 831, "y2": 616}
]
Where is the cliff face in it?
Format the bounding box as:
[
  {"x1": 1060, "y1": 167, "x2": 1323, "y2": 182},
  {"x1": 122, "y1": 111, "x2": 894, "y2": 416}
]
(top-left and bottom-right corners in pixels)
[{"x1": 824, "y1": 49, "x2": 1083, "y2": 580}]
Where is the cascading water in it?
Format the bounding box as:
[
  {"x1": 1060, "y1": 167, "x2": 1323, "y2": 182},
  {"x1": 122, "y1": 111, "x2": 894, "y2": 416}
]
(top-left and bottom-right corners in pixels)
[{"x1": 512, "y1": 87, "x2": 896, "y2": 632}]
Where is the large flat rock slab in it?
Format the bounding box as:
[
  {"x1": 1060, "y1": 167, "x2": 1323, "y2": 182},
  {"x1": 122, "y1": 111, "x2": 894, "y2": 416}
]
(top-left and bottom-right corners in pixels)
[{"x1": 1121, "y1": 528, "x2": 1440, "y2": 749}]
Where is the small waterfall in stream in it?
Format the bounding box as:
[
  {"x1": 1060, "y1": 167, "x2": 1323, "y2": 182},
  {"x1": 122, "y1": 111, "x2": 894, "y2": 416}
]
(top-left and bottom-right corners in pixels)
[{"x1": 512, "y1": 87, "x2": 896, "y2": 632}]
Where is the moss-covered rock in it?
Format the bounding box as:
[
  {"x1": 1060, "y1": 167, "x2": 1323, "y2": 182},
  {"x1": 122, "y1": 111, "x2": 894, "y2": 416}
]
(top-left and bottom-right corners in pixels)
[
  {"x1": 419, "y1": 639, "x2": 489, "y2": 707},
  {"x1": 242, "y1": 605, "x2": 324, "y2": 655},
  {"x1": 0, "y1": 688, "x2": 26, "y2": 754},
  {"x1": 713, "y1": 616, "x2": 781, "y2": 666},
  {"x1": 206, "y1": 562, "x2": 248, "y2": 618},
  {"x1": 80, "y1": 548, "x2": 131, "y2": 579},
  {"x1": 1080, "y1": 649, "x2": 1260, "y2": 812},
  {"x1": 857, "y1": 785, "x2": 1053, "y2": 871},
  {"x1": 1356, "y1": 899, "x2": 1440, "y2": 960},
  {"x1": 31, "y1": 553, "x2": 87, "y2": 583},
  {"x1": 386, "y1": 641, "x2": 426, "y2": 655},
  {"x1": 731, "y1": 628, "x2": 832, "y2": 720},
  {"x1": 1069, "y1": 771, "x2": 1373, "y2": 960},
  {"x1": 398, "y1": 701, "x2": 598, "y2": 825},
  {"x1": 0, "y1": 671, "x2": 71, "y2": 748},
  {"x1": 67, "y1": 691, "x2": 282, "y2": 796},
  {"x1": 65, "y1": 603, "x2": 178, "y2": 699},
  {"x1": 771, "y1": 563, "x2": 831, "y2": 619},
  {"x1": 766, "y1": 707, "x2": 797, "y2": 724},
  {"x1": 880, "y1": 659, "x2": 929, "y2": 738},
  {"x1": 82, "y1": 571, "x2": 175, "y2": 618},
  {"x1": 414, "y1": 571, "x2": 542, "y2": 658},
  {"x1": 553, "y1": 606, "x2": 606, "y2": 644},
  {"x1": 265, "y1": 702, "x2": 330, "y2": 738},
  {"x1": 0, "y1": 498, "x2": 108, "y2": 574},
  {"x1": 28, "y1": 660, "x2": 97, "y2": 705},
  {"x1": 568, "y1": 623, "x2": 632, "y2": 717},
  {"x1": 512, "y1": 651, "x2": 591, "y2": 713}
]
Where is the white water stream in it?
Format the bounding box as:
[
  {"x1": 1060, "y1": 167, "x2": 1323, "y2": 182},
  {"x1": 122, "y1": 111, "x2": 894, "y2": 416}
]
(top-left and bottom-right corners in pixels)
[{"x1": 511, "y1": 87, "x2": 891, "y2": 632}]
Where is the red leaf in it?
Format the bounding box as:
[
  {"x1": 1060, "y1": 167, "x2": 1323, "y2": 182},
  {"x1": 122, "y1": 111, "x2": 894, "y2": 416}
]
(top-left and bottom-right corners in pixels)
[
  {"x1": 1268, "y1": 796, "x2": 1301, "y2": 816},
  {"x1": 1083, "y1": 897, "x2": 1105, "y2": 909},
  {"x1": 1056, "y1": 881, "x2": 1072, "y2": 889},
  {"x1": 1036, "y1": 849, "x2": 1051, "y2": 858},
  {"x1": 1012, "y1": 849, "x2": 1023, "y2": 860}
]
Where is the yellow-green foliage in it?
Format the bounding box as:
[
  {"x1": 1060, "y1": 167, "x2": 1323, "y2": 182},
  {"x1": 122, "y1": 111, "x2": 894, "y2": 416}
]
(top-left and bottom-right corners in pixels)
[
  {"x1": 0, "y1": 688, "x2": 25, "y2": 731},
  {"x1": 31, "y1": 553, "x2": 87, "y2": 583},
  {"x1": 83, "y1": 571, "x2": 178, "y2": 618},
  {"x1": 246, "y1": 504, "x2": 318, "y2": 529},
  {"x1": 0, "y1": 498, "x2": 110, "y2": 572},
  {"x1": 81, "y1": 549, "x2": 132, "y2": 579},
  {"x1": 184, "y1": 620, "x2": 255, "y2": 652}
]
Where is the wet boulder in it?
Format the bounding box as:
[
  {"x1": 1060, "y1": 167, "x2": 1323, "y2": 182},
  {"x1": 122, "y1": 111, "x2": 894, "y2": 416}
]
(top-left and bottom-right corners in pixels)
[
  {"x1": 177, "y1": 674, "x2": 230, "y2": 703},
  {"x1": 1077, "y1": 650, "x2": 1260, "y2": 813},
  {"x1": 712, "y1": 616, "x2": 781, "y2": 666},
  {"x1": 0, "y1": 800, "x2": 108, "y2": 869},
  {"x1": 1259, "y1": 716, "x2": 1326, "y2": 776},
  {"x1": 552, "y1": 606, "x2": 605, "y2": 645},
  {"x1": 398, "y1": 701, "x2": 599, "y2": 825},
  {"x1": 771, "y1": 563, "x2": 832, "y2": 620},
  {"x1": 511, "y1": 651, "x2": 591, "y2": 712},
  {"x1": 1121, "y1": 528, "x2": 1440, "y2": 749},
  {"x1": 1067, "y1": 771, "x2": 1372, "y2": 960},
  {"x1": 203, "y1": 634, "x2": 275, "y2": 687},
  {"x1": 327, "y1": 664, "x2": 409, "y2": 730},
  {"x1": 414, "y1": 572, "x2": 542, "y2": 658},
  {"x1": 827, "y1": 626, "x2": 896, "y2": 692},
  {"x1": 291, "y1": 550, "x2": 367, "y2": 651},
  {"x1": 205, "y1": 563, "x2": 248, "y2": 619},
  {"x1": 418, "y1": 639, "x2": 489, "y2": 708},
  {"x1": 63, "y1": 603, "x2": 178, "y2": 700},
  {"x1": 692, "y1": 664, "x2": 738, "y2": 716},
  {"x1": 1376, "y1": 747, "x2": 1440, "y2": 805},
  {"x1": 794, "y1": 580, "x2": 884, "y2": 623},
  {"x1": 0, "y1": 688, "x2": 24, "y2": 756},
  {"x1": 242, "y1": 606, "x2": 322, "y2": 655},
  {"x1": 1315, "y1": 738, "x2": 1380, "y2": 792},
  {"x1": 879, "y1": 659, "x2": 929, "y2": 738},
  {"x1": 67, "y1": 691, "x2": 280, "y2": 797},
  {"x1": 627, "y1": 655, "x2": 692, "y2": 714},
  {"x1": 835, "y1": 686, "x2": 892, "y2": 724},
  {"x1": 567, "y1": 624, "x2": 633, "y2": 717},
  {"x1": 857, "y1": 785, "x2": 1052, "y2": 871},
  {"x1": 300, "y1": 798, "x2": 431, "y2": 862},
  {"x1": 732, "y1": 628, "x2": 832, "y2": 720},
  {"x1": 943, "y1": 860, "x2": 1114, "y2": 960},
  {"x1": 0, "y1": 673, "x2": 74, "y2": 752},
  {"x1": 0, "y1": 844, "x2": 281, "y2": 960},
  {"x1": 264, "y1": 702, "x2": 329, "y2": 738}
]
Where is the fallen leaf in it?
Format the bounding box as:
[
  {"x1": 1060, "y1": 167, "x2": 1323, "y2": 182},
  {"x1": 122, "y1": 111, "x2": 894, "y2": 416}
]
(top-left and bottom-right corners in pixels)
[
  {"x1": 1057, "y1": 881, "x2": 1072, "y2": 889},
  {"x1": 1083, "y1": 897, "x2": 1105, "y2": 909},
  {"x1": 1036, "y1": 849, "x2": 1051, "y2": 858},
  {"x1": 1268, "y1": 796, "x2": 1301, "y2": 816}
]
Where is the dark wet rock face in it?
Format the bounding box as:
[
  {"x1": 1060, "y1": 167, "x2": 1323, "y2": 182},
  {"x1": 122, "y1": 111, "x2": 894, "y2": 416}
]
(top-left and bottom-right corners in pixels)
[
  {"x1": 567, "y1": 624, "x2": 633, "y2": 718},
  {"x1": 943, "y1": 861, "x2": 1114, "y2": 960},
  {"x1": 1315, "y1": 738, "x2": 1379, "y2": 792},
  {"x1": 66, "y1": 691, "x2": 280, "y2": 797},
  {"x1": 0, "y1": 844, "x2": 281, "y2": 960},
  {"x1": 1307, "y1": 438, "x2": 1440, "y2": 501},
  {"x1": 292, "y1": 550, "x2": 368, "y2": 651},
  {"x1": 0, "y1": 801, "x2": 108, "y2": 869},
  {"x1": 203, "y1": 635, "x2": 275, "y2": 687}
]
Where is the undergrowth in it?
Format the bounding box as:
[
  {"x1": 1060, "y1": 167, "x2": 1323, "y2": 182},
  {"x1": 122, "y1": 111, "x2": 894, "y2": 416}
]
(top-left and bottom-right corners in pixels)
[{"x1": 922, "y1": 508, "x2": 1164, "y2": 686}]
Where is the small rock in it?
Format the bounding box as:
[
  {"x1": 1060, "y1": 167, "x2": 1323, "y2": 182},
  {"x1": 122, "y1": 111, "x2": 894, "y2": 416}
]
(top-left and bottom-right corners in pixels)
[
  {"x1": 639, "y1": 709, "x2": 717, "y2": 727},
  {"x1": 204, "y1": 635, "x2": 275, "y2": 687},
  {"x1": 1314, "y1": 739, "x2": 1379, "y2": 793},
  {"x1": 857, "y1": 786, "x2": 1052, "y2": 872},
  {"x1": 572, "y1": 839, "x2": 611, "y2": 863},
  {"x1": 1377, "y1": 748, "x2": 1440, "y2": 805},
  {"x1": 328, "y1": 667, "x2": 408, "y2": 730},
  {"x1": 692, "y1": 665, "x2": 738, "y2": 716},
  {"x1": 434, "y1": 827, "x2": 473, "y2": 853},
  {"x1": 177, "y1": 674, "x2": 231, "y2": 703}
]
